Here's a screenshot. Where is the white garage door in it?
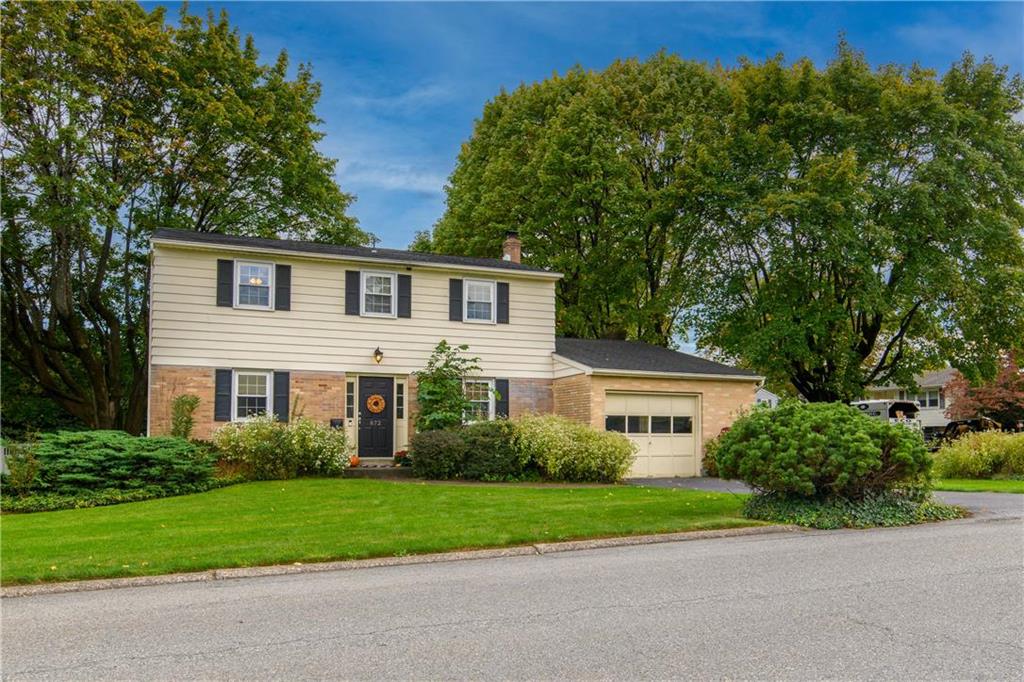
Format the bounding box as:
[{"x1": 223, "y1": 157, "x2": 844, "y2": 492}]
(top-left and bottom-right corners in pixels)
[{"x1": 604, "y1": 393, "x2": 699, "y2": 478}]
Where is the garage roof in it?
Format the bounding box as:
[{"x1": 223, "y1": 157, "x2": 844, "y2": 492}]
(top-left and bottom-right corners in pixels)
[{"x1": 554, "y1": 338, "x2": 760, "y2": 380}]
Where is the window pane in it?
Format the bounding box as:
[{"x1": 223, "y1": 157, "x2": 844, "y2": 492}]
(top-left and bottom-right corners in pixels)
[
  {"x1": 236, "y1": 396, "x2": 267, "y2": 419},
  {"x1": 928, "y1": 391, "x2": 939, "y2": 408},
  {"x1": 651, "y1": 416, "x2": 671, "y2": 433},
  {"x1": 605, "y1": 415, "x2": 626, "y2": 432},
  {"x1": 464, "y1": 381, "x2": 490, "y2": 401},
  {"x1": 939, "y1": 392, "x2": 946, "y2": 409},
  {"x1": 237, "y1": 374, "x2": 267, "y2": 397},
  {"x1": 345, "y1": 381, "x2": 355, "y2": 418},
  {"x1": 672, "y1": 416, "x2": 693, "y2": 434},
  {"x1": 237, "y1": 265, "x2": 271, "y2": 307},
  {"x1": 238, "y1": 285, "x2": 270, "y2": 306},
  {"x1": 466, "y1": 282, "x2": 493, "y2": 302},
  {"x1": 238, "y1": 264, "x2": 270, "y2": 286},
  {"x1": 396, "y1": 384, "x2": 405, "y2": 419},
  {"x1": 466, "y1": 301, "x2": 493, "y2": 320},
  {"x1": 627, "y1": 416, "x2": 649, "y2": 433},
  {"x1": 363, "y1": 275, "x2": 393, "y2": 314}
]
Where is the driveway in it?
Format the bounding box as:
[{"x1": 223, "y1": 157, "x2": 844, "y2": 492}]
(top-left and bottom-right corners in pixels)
[
  {"x1": 3, "y1": 508, "x2": 1022, "y2": 679},
  {"x1": 631, "y1": 477, "x2": 1024, "y2": 519}
]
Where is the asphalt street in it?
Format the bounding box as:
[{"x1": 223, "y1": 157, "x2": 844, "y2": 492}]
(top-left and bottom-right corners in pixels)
[{"x1": 3, "y1": 500, "x2": 1022, "y2": 680}]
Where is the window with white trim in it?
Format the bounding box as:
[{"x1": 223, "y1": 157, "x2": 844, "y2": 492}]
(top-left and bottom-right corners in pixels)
[
  {"x1": 233, "y1": 370, "x2": 272, "y2": 420},
  {"x1": 899, "y1": 389, "x2": 944, "y2": 409},
  {"x1": 235, "y1": 261, "x2": 273, "y2": 309},
  {"x1": 463, "y1": 379, "x2": 495, "y2": 422},
  {"x1": 396, "y1": 382, "x2": 405, "y2": 419},
  {"x1": 464, "y1": 279, "x2": 496, "y2": 323},
  {"x1": 345, "y1": 380, "x2": 355, "y2": 419},
  {"x1": 361, "y1": 271, "x2": 396, "y2": 317}
]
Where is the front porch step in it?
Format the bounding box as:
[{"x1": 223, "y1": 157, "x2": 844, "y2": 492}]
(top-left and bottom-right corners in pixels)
[{"x1": 345, "y1": 462, "x2": 415, "y2": 479}]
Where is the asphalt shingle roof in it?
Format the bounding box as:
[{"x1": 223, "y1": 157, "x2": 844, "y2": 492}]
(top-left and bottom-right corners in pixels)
[
  {"x1": 554, "y1": 338, "x2": 759, "y2": 378},
  {"x1": 151, "y1": 228, "x2": 558, "y2": 275}
]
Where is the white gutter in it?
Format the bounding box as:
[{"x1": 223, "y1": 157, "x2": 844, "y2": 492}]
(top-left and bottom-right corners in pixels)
[
  {"x1": 152, "y1": 237, "x2": 564, "y2": 281},
  {"x1": 552, "y1": 353, "x2": 763, "y2": 382}
]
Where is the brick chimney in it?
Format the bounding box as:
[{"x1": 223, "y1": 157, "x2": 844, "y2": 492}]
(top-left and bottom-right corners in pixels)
[{"x1": 502, "y1": 231, "x2": 522, "y2": 264}]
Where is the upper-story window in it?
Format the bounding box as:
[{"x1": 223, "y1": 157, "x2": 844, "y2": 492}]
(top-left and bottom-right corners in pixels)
[
  {"x1": 235, "y1": 261, "x2": 273, "y2": 309},
  {"x1": 464, "y1": 279, "x2": 496, "y2": 323},
  {"x1": 898, "y1": 389, "x2": 944, "y2": 409},
  {"x1": 361, "y1": 271, "x2": 396, "y2": 317}
]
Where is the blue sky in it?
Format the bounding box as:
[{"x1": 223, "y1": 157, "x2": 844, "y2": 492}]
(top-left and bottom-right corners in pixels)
[{"x1": 151, "y1": 2, "x2": 1023, "y2": 249}]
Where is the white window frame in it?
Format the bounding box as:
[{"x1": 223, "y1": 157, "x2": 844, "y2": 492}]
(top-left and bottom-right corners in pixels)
[
  {"x1": 232, "y1": 369, "x2": 273, "y2": 421},
  {"x1": 463, "y1": 378, "x2": 495, "y2": 422},
  {"x1": 234, "y1": 261, "x2": 274, "y2": 311},
  {"x1": 463, "y1": 278, "x2": 497, "y2": 324},
  {"x1": 360, "y1": 271, "x2": 397, "y2": 318}
]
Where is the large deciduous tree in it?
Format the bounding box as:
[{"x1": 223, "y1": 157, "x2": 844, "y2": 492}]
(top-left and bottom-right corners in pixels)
[
  {"x1": 433, "y1": 45, "x2": 1024, "y2": 401},
  {"x1": 694, "y1": 46, "x2": 1024, "y2": 401},
  {"x1": 1, "y1": 1, "x2": 365, "y2": 433},
  {"x1": 433, "y1": 53, "x2": 729, "y2": 344}
]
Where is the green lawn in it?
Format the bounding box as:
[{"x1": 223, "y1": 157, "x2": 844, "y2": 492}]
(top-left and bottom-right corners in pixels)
[
  {"x1": 1, "y1": 479, "x2": 757, "y2": 585},
  {"x1": 934, "y1": 478, "x2": 1024, "y2": 494}
]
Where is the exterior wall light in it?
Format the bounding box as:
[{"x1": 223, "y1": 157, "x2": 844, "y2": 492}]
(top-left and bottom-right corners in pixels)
[{"x1": 373, "y1": 347, "x2": 384, "y2": 364}]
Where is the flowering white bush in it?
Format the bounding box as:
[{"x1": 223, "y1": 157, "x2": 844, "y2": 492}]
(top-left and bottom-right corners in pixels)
[
  {"x1": 512, "y1": 414, "x2": 635, "y2": 483},
  {"x1": 213, "y1": 415, "x2": 348, "y2": 479}
]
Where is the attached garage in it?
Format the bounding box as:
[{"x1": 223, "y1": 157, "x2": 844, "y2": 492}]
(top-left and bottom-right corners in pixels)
[
  {"x1": 604, "y1": 392, "x2": 698, "y2": 477},
  {"x1": 552, "y1": 338, "x2": 761, "y2": 479}
]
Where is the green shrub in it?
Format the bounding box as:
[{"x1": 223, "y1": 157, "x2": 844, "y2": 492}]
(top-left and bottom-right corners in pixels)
[
  {"x1": 213, "y1": 415, "x2": 348, "y2": 480},
  {"x1": 459, "y1": 420, "x2": 532, "y2": 481},
  {"x1": 716, "y1": 401, "x2": 931, "y2": 499},
  {"x1": 702, "y1": 437, "x2": 720, "y2": 478},
  {"x1": 415, "y1": 340, "x2": 484, "y2": 431},
  {"x1": 2, "y1": 438, "x2": 41, "y2": 496},
  {"x1": 410, "y1": 429, "x2": 467, "y2": 480},
  {"x1": 170, "y1": 394, "x2": 201, "y2": 440},
  {"x1": 0, "y1": 477, "x2": 244, "y2": 513},
  {"x1": 513, "y1": 414, "x2": 635, "y2": 483},
  {"x1": 742, "y1": 491, "x2": 964, "y2": 529},
  {"x1": 932, "y1": 431, "x2": 1024, "y2": 479},
  {"x1": 26, "y1": 430, "x2": 215, "y2": 496}
]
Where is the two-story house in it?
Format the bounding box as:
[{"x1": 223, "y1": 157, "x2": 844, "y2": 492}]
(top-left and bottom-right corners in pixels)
[
  {"x1": 148, "y1": 228, "x2": 760, "y2": 477},
  {"x1": 867, "y1": 368, "x2": 958, "y2": 438}
]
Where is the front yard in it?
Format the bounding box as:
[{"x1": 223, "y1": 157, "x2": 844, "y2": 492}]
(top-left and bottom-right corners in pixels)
[
  {"x1": 933, "y1": 478, "x2": 1024, "y2": 494},
  {"x1": 1, "y1": 479, "x2": 758, "y2": 585}
]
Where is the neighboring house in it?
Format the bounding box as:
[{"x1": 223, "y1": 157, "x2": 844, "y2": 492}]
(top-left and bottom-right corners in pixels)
[
  {"x1": 867, "y1": 368, "x2": 957, "y2": 437},
  {"x1": 755, "y1": 387, "x2": 781, "y2": 407},
  {"x1": 148, "y1": 228, "x2": 760, "y2": 477}
]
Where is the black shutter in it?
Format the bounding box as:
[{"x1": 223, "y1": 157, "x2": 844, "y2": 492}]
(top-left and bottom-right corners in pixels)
[
  {"x1": 495, "y1": 379, "x2": 510, "y2": 419},
  {"x1": 449, "y1": 279, "x2": 463, "y2": 321},
  {"x1": 214, "y1": 369, "x2": 232, "y2": 421},
  {"x1": 398, "y1": 274, "x2": 412, "y2": 318},
  {"x1": 273, "y1": 371, "x2": 290, "y2": 422},
  {"x1": 216, "y1": 260, "x2": 234, "y2": 307},
  {"x1": 497, "y1": 282, "x2": 510, "y2": 324},
  {"x1": 345, "y1": 271, "x2": 360, "y2": 315},
  {"x1": 275, "y1": 264, "x2": 291, "y2": 311}
]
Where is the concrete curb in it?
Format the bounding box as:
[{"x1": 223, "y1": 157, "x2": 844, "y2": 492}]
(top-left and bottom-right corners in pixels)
[{"x1": 2, "y1": 524, "x2": 799, "y2": 599}]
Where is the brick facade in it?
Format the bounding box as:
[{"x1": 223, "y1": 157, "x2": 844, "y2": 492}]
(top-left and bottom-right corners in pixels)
[
  {"x1": 509, "y1": 378, "x2": 553, "y2": 417},
  {"x1": 149, "y1": 365, "x2": 346, "y2": 440},
  {"x1": 290, "y1": 371, "x2": 346, "y2": 424},
  {"x1": 149, "y1": 365, "x2": 218, "y2": 439},
  {"x1": 552, "y1": 374, "x2": 592, "y2": 423}
]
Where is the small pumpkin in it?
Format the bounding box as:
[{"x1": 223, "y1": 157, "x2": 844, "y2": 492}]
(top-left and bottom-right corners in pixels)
[{"x1": 349, "y1": 454, "x2": 360, "y2": 467}]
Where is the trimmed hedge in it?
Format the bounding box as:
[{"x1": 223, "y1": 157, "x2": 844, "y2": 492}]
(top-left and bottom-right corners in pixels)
[
  {"x1": 213, "y1": 415, "x2": 348, "y2": 480},
  {"x1": 409, "y1": 415, "x2": 635, "y2": 483},
  {"x1": 716, "y1": 401, "x2": 931, "y2": 498},
  {"x1": 932, "y1": 431, "x2": 1024, "y2": 479},
  {"x1": 743, "y1": 491, "x2": 964, "y2": 529}
]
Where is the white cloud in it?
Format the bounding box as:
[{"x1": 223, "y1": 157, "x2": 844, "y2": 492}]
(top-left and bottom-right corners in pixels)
[{"x1": 339, "y1": 160, "x2": 447, "y2": 195}]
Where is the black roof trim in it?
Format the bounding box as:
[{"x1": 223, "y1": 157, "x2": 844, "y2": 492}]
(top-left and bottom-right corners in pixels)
[
  {"x1": 554, "y1": 338, "x2": 759, "y2": 378},
  {"x1": 151, "y1": 228, "x2": 557, "y2": 275}
]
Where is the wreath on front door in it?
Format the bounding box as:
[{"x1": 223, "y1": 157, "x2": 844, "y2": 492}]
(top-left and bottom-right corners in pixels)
[{"x1": 365, "y1": 394, "x2": 386, "y2": 414}]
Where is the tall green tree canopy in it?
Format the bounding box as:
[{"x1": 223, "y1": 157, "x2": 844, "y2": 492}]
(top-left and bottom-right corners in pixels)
[
  {"x1": 695, "y1": 47, "x2": 1024, "y2": 401},
  {"x1": 1, "y1": 1, "x2": 365, "y2": 433},
  {"x1": 434, "y1": 52, "x2": 729, "y2": 344},
  {"x1": 433, "y1": 45, "x2": 1024, "y2": 401}
]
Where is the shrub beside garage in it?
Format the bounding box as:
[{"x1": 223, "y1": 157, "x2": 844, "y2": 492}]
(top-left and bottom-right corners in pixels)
[
  {"x1": 932, "y1": 431, "x2": 1024, "y2": 480},
  {"x1": 412, "y1": 415, "x2": 636, "y2": 483},
  {"x1": 715, "y1": 401, "x2": 964, "y2": 528}
]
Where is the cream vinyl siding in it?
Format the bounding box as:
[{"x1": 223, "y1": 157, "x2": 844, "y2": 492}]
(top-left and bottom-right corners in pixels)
[{"x1": 150, "y1": 245, "x2": 556, "y2": 378}]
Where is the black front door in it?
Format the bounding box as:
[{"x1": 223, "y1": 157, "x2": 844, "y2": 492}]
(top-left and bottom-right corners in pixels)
[{"x1": 358, "y1": 377, "x2": 394, "y2": 457}]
